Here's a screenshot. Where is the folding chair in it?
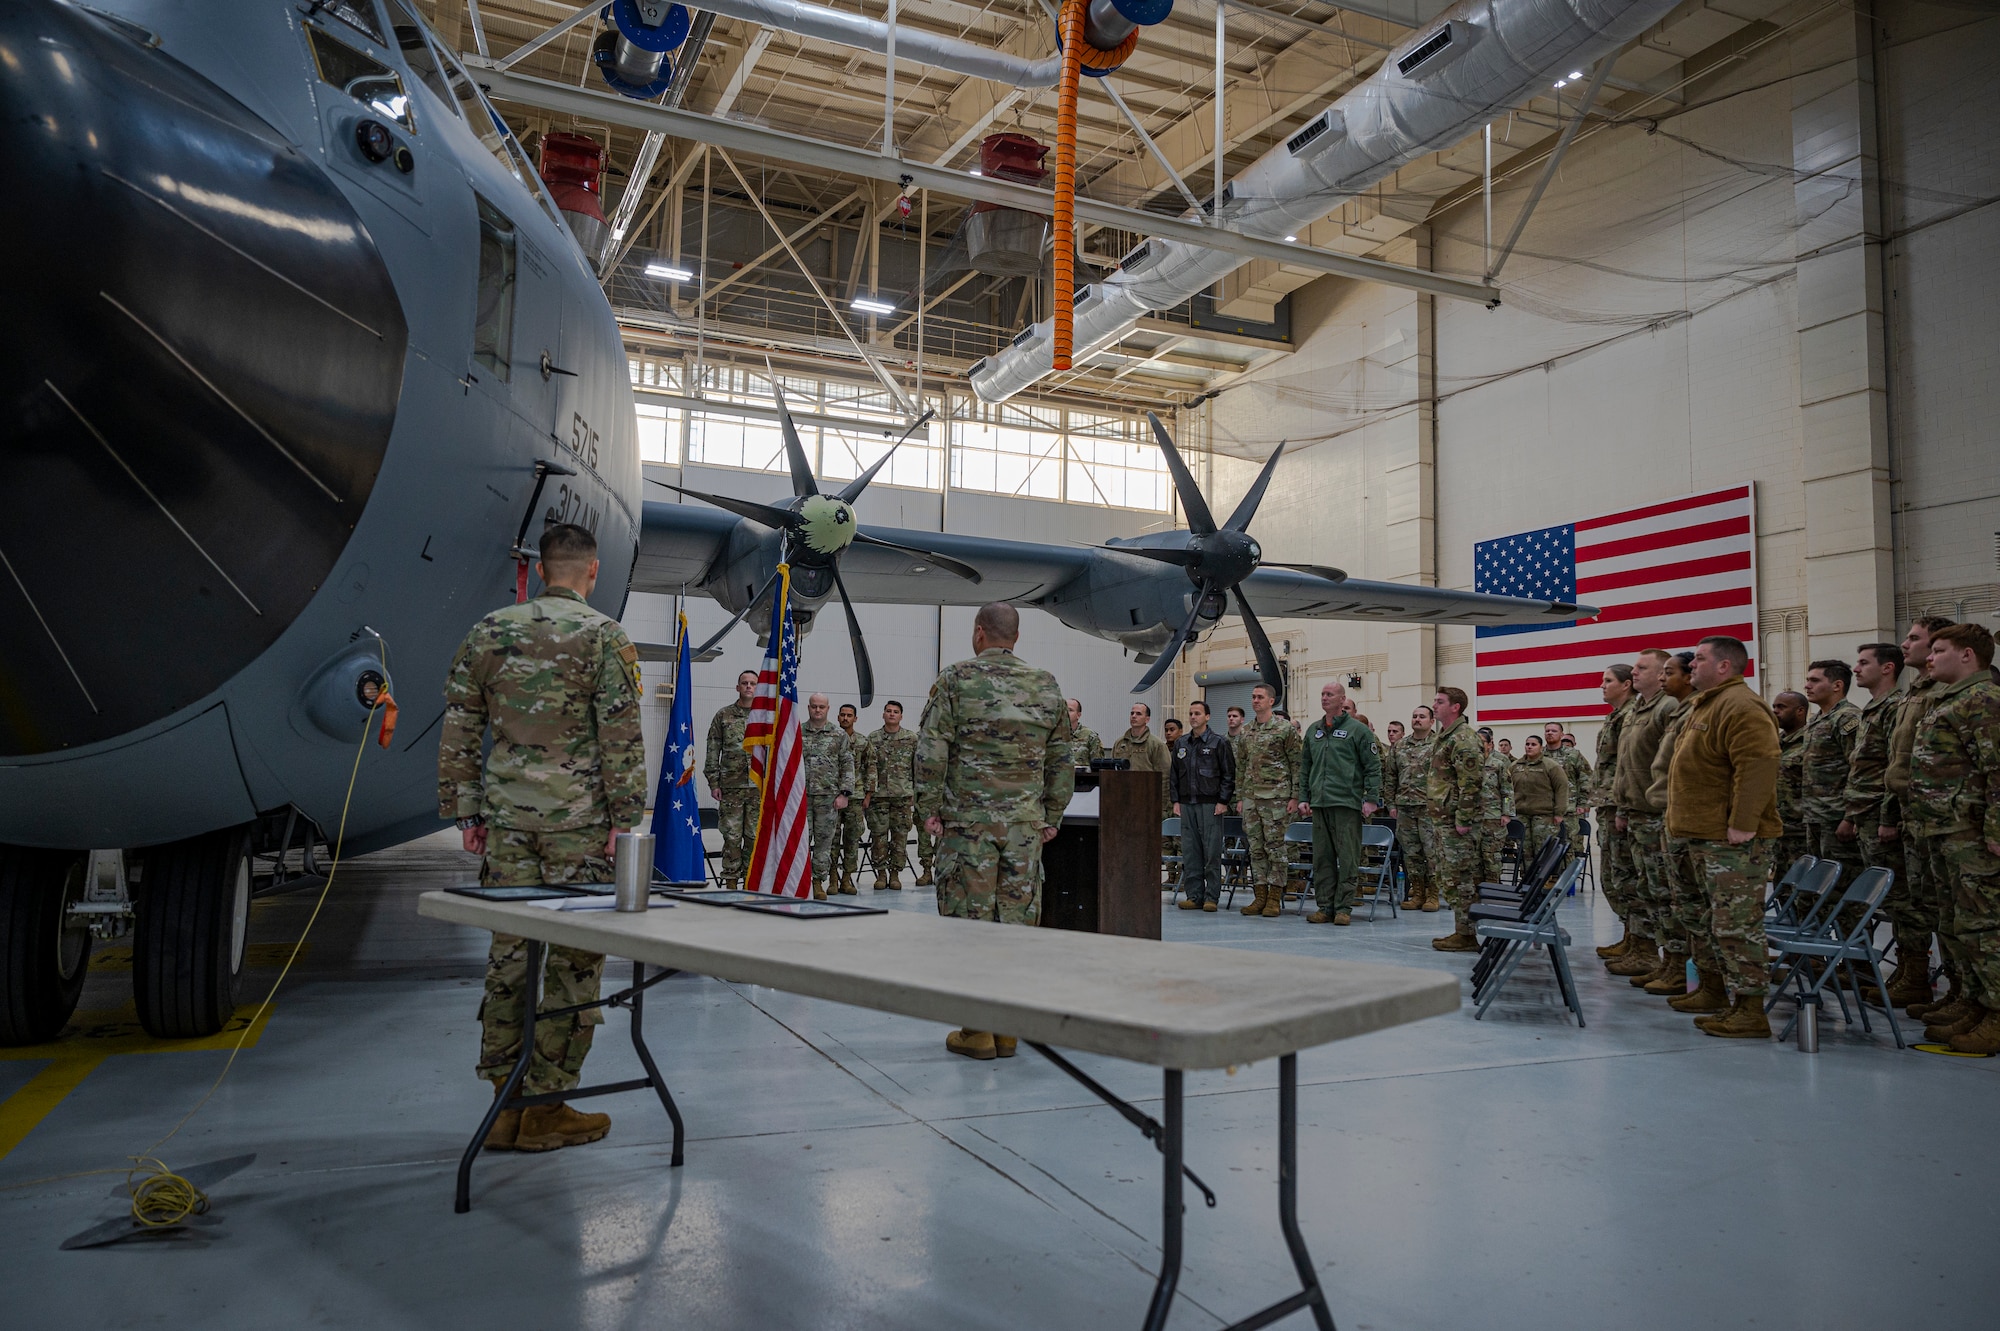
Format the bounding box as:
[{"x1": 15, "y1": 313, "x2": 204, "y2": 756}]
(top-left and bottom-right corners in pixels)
[
  {"x1": 1358, "y1": 824, "x2": 1398, "y2": 920},
  {"x1": 1472, "y1": 832, "x2": 1570, "y2": 914},
  {"x1": 1766, "y1": 867, "x2": 1904, "y2": 1049},
  {"x1": 1764, "y1": 856, "x2": 1826, "y2": 928},
  {"x1": 1218, "y1": 815, "x2": 1249, "y2": 908},
  {"x1": 1471, "y1": 859, "x2": 1586, "y2": 1025},
  {"x1": 1161, "y1": 817, "x2": 1183, "y2": 900},
  {"x1": 1282, "y1": 822, "x2": 1315, "y2": 915},
  {"x1": 699, "y1": 806, "x2": 724, "y2": 886},
  {"x1": 1573, "y1": 817, "x2": 1596, "y2": 895},
  {"x1": 1469, "y1": 832, "x2": 1570, "y2": 990},
  {"x1": 1500, "y1": 818, "x2": 1526, "y2": 885}
]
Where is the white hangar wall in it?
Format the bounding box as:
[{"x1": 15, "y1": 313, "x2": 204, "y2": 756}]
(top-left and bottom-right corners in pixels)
[{"x1": 1195, "y1": 0, "x2": 2000, "y2": 755}]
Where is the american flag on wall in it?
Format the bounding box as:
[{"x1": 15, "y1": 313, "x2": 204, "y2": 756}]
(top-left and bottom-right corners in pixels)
[
  {"x1": 1472, "y1": 485, "x2": 1758, "y2": 723},
  {"x1": 741, "y1": 566, "x2": 811, "y2": 897}
]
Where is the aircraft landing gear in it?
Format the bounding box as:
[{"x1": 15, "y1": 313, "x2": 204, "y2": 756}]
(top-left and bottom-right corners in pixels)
[
  {"x1": 134, "y1": 826, "x2": 252, "y2": 1039},
  {"x1": 0, "y1": 844, "x2": 93, "y2": 1046}
]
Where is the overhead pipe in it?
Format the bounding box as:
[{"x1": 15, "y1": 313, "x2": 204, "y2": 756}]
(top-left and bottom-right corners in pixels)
[
  {"x1": 967, "y1": 0, "x2": 1687, "y2": 402},
  {"x1": 689, "y1": 0, "x2": 1163, "y2": 89}
]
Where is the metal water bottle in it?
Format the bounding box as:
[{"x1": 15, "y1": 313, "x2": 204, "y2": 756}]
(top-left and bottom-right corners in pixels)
[
  {"x1": 613, "y1": 832, "x2": 654, "y2": 912},
  {"x1": 1796, "y1": 992, "x2": 1819, "y2": 1053}
]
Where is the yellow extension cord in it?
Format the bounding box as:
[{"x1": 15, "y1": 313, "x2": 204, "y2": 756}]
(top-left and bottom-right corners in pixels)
[{"x1": 3, "y1": 676, "x2": 386, "y2": 1229}]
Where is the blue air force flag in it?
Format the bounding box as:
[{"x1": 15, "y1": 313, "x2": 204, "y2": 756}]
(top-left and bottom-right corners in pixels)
[{"x1": 650, "y1": 610, "x2": 705, "y2": 882}]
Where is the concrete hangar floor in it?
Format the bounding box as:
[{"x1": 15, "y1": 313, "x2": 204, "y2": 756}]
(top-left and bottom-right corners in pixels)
[{"x1": 0, "y1": 833, "x2": 1991, "y2": 1329}]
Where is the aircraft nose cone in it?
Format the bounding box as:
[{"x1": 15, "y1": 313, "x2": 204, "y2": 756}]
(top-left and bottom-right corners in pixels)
[{"x1": 0, "y1": 1, "x2": 408, "y2": 756}]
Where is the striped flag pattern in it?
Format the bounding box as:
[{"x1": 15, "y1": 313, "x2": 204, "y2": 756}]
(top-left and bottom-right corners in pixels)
[
  {"x1": 1472, "y1": 485, "x2": 1759, "y2": 723},
  {"x1": 741, "y1": 566, "x2": 811, "y2": 897}
]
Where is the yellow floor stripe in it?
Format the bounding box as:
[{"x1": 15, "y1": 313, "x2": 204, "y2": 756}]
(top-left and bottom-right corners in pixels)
[{"x1": 0, "y1": 1056, "x2": 106, "y2": 1161}]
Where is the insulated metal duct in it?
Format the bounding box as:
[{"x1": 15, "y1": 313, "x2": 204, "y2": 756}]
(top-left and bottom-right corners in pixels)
[{"x1": 968, "y1": 0, "x2": 1683, "y2": 403}]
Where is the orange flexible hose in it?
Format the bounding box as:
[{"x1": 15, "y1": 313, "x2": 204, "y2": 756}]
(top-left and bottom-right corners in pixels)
[{"x1": 1052, "y1": 0, "x2": 1087, "y2": 371}]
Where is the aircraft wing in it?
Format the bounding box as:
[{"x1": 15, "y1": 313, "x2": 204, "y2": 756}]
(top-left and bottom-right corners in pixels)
[
  {"x1": 1239, "y1": 567, "x2": 1592, "y2": 626},
  {"x1": 633, "y1": 501, "x2": 743, "y2": 590},
  {"x1": 837, "y1": 524, "x2": 1094, "y2": 607}
]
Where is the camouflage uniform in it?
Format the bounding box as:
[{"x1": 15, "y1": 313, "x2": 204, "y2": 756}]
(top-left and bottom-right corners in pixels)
[
  {"x1": 800, "y1": 718, "x2": 858, "y2": 894},
  {"x1": 1614, "y1": 690, "x2": 1680, "y2": 953},
  {"x1": 1843, "y1": 681, "x2": 1913, "y2": 955},
  {"x1": 1552, "y1": 743, "x2": 1592, "y2": 845},
  {"x1": 1691, "y1": 838, "x2": 1774, "y2": 998},
  {"x1": 1886, "y1": 673, "x2": 1949, "y2": 992},
  {"x1": 1067, "y1": 725, "x2": 1106, "y2": 769},
  {"x1": 916, "y1": 648, "x2": 1075, "y2": 924},
  {"x1": 1905, "y1": 676, "x2": 2000, "y2": 1006},
  {"x1": 1592, "y1": 701, "x2": 1634, "y2": 921},
  {"x1": 1802, "y1": 697, "x2": 1864, "y2": 897},
  {"x1": 705, "y1": 700, "x2": 756, "y2": 884},
  {"x1": 1475, "y1": 748, "x2": 1516, "y2": 890},
  {"x1": 1649, "y1": 704, "x2": 1714, "y2": 975},
  {"x1": 1422, "y1": 718, "x2": 1485, "y2": 933},
  {"x1": 438, "y1": 587, "x2": 645, "y2": 1097},
  {"x1": 864, "y1": 725, "x2": 920, "y2": 884},
  {"x1": 1386, "y1": 733, "x2": 1435, "y2": 906},
  {"x1": 832, "y1": 725, "x2": 869, "y2": 886},
  {"x1": 1774, "y1": 726, "x2": 1809, "y2": 877},
  {"x1": 1236, "y1": 717, "x2": 1302, "y2": 907}
]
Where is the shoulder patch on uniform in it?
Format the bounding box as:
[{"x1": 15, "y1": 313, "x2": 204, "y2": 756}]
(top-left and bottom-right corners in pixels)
[{"x1": 617, "y1": 642, "x2": 640, "y2": 666}]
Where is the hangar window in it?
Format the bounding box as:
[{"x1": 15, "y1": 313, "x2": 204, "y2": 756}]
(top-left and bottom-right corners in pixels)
[
  {"x1": 950, "y1": 403, "x2": 1168, "y2": 512},
  {"x1": 636, "y1": 403, "x2": 681, "y2": 464},
  {"x1": 471, "y1": 193, "x2": 516, "y2": 381},
  {"x1": 307, "y1": 25, "x2": 413, "y2": 132}
]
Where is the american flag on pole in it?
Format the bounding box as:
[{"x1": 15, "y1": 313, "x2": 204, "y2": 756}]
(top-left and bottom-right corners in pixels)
[
  {"x1": 1473, "y1": 485, "x2": 1758, "y2": 723},
  {"x1": 741, "y1": 565, "x2": 811, "y2": 897}
]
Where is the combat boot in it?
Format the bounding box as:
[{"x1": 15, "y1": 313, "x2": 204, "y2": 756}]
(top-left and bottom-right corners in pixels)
[
  {"x1": 1420, "y1": 888, "x2": 1442, "y2": 913},
  {"x1": 1177, "y1": 898, "x2": 1201, "y2": 910},
  {"x1": 1947, "y1": 1008, "x2": 2000, "y2": 1055},
  {"x1": 1925, "y1": 1000, "x2": 1985, "y2": 1044},
  {"x1": 915, "y1": 865, "x2": 935, "y2": 886},
  {"x1": 946, "y1": 1028, "x2": 996, "y2": 1060},
  {"x1": 812, "y1": 883, "x2": 827, "y2": 900},
  {"x1": 1643, "y1": 955, "x2": 1693, "y2": 995},
  {"x1": 1634, "y1": 951, "x2": 1682, "y2": 989},
  {"x1": 1240, "y1": 886, "x2": 1268, "y2": 916},
  {"x1": 483, "y1": 1085, "x2": 522, "y2": 1152},
  {"x1": 993, "y1": 1035, "x2": 1018, "y2": 1058},
  {"x1": 1332, "y1": 910, "x2": 1351, "y2": 926},
  {"x1": 1668, "y1": 969, "x2": 1728, "y2": 1013},
  {"x1": 1607, "y1": 941, "x2": 1659, "y2": 976},
  {"x1": 1596, "y1": 924, "x2": 1634, "y2": 959},
  {"x1": 1261, "y1": 889, "x2": 1282, "y2": 918},
  {"x1": 1431, "y1": 930, "x2": 1479, "y2": 952},
  {"x1": 838, "y1": 876, "x2": 858, "y2": 896},
  {"x1": 1886, "y1": 965, "x2": 1933, "y2": 1010},
  {"x1": 1695, "y1": 997, "x2": 1771, "y2": 1039},
  {"x1": 1399, "y1": 879, "x2": 1420, "y2": 909},
  {"x1": 516, "y1": 1103, "x2": 612, "y2": 1151},
  {"x1": 1308, "y1": 910, "x2": 1332, "y2": 923},
  {"x1": 1202, "y1": 901, "x2": 1218, "y2": 912}
]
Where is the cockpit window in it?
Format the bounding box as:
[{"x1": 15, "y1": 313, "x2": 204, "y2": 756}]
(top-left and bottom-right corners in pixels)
[
  {"x1": 472, "y1": 193, "x2": 517, "y2": 382},
  {"x1": 318, "y1": 0, "x2": 386, "y2": 45},
  {"x1": 307, "y1": 26, "x2": 414, "y2": 132},
  {"x1": 381, "y1": 0, "x2": 459, "y2": 117}
]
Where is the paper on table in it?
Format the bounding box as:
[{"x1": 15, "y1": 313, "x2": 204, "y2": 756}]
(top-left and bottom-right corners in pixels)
[{"x1": 526, "y1": 896, "x2": 673, "y2": 912}]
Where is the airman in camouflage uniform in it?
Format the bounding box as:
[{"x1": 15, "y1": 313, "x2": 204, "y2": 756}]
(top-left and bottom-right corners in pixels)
[
  {"x1": 832, "y1": 705, "x2": 869, "y2": 893},
  {"x1": 1840, "y1": 645, "x2": 1915, "y2": 997},
  {"x1": 1801, "y1": 664, "x2": 1864, "y2": 899},
  {"x1": 1510, "y1": 737, "x2": 1570, "y2": 853},
  {"x1": 918, "y1": 606, "x2": 1074, "y2": 1060},
  {"x1": 438, "y1": 524, "x2": 644, "y2": 1149},
  {"x1": 1065, "y1": 698, "x2": 1105, "y2": 769},
  {"x1": 1235, "y1": 685, "x2": 1302, "y2": 919},
  {"x1": 1386, "y1": 711, "x2": 1436, "y2": 910},
  {"x1": 1650, "y1": 675, "x2": 1725, "y2": 1011},
  {"x1": 1610, "y1": 658, "x2": 1680, "y2": 981},
  {"x1": 1424, "y1": 690, "x2": 1486, "y2": 949},
  {"x1": 800, "y1": 694, "x2": 859, "y2": 898},
  {"x1": 1544, "y1": 720, "x2": 1591, "y2": 847},
  {"x1": 1886, "y1": 617, "x2": 1956, "y2": 1013},
  {"x1": 1589, "y1": 668, "x2": 1637, "y2": 960},
  {"x1": 864, "y1": 701, "x2": 920, "y2": 888},
  {"x1": 1475, "y1": 733, "x2": 1516, "y2": 891},
  {"x1": 1772, "y1": 692, "x2": 1810, "y2": 876},
  {"x1": 705, "y1": 670, "x2": 759, "y2": 888},
  {"x1": 1904, "y1": 624, "x2": 2000, "y2": 1051}
]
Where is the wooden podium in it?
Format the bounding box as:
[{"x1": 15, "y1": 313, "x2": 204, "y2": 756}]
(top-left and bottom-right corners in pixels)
[{"x1": 1040, "y1": 768, "x2": 1161, "y2": 940}]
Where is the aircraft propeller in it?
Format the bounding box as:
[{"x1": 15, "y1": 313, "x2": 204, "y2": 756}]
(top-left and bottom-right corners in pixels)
[
  {"x1": 1102, "y1": 412, "x2": 1347, "y2": 704},
  {"x1": 651, "y1": 376, "x2": 977, "y2": 705}
]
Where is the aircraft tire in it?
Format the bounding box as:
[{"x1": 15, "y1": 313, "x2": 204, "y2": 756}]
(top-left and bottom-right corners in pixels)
[
  {"x1": 0, "y1": 844, "x2": 92, "y2": 1046},
  {"x1": 134, "y1": 826, "x2": 252, "y2": 1039}
]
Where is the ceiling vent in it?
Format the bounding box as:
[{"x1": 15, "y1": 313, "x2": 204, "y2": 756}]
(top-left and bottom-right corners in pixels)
[
  {"x1": 1397, "y1": 21, "x2": 1479, "y2": 79},
  {"x1": 1285, "y1": 109, "x2": 1345, "y2": 159}
]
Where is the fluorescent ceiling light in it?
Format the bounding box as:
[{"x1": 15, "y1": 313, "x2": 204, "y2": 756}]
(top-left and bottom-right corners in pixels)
[
  {"x1": 1569, "y1": 71, "x2": 1583, "y2": 80},
  {"x1": 645, "y1": 262, "x2": 694, "y2": 281},
  {"x1": 1552, "y1": 79, "x2": 1566, "y2": 88},
  {"x1": 970, "y1": 168, "x2": 983, "y2": 176},
  {"x1": 851, "y1": 297, "x2": 896, "y2": 315},
  {"x1": 1284, "y1": 235, "x2": 1297, "y2": 243}
]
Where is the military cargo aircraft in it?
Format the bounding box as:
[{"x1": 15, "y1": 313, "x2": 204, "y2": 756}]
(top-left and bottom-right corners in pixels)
[{"x1": 0, "y1": 0, "x2": 1587, "y2": 1045}]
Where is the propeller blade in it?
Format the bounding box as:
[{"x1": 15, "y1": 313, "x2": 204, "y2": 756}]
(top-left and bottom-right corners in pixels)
[
  {"x1": 692, "y1": 569, "x2": 782, "y2": 660},
  {"x1": 836, "y1": 407, "x2": 937, "y2": 505},
  {"x1": 1096, "y1": 544, "x2": 1198, "y2": 567},
  {"x1": 1262, "y1": 561, "x2": 1348, "y2": 584},
  {"x1": 1134, "y1": 584, "x2": 1210, "y2": 694},
  {"x1": 767, "y1": 367, "x2": 820, "y2": 499},
  {"x1": 851, "y1": 531, "x2": 984, "y2": 583},
  {"x1": 830, "y1": 563, "x2": 875, "y2": 706},
  {"x1": 1146, "y1": 411, "x2": 1216, "y2": 535},
  {"x1": 654, "y1": 480, "x2": 799, "y2": 531},
  {"x1": 1222, "y1": 440, "x2": 1287, "y2": 533},
  {"x1": 1233, "y1": 587, "x2": 1285, "y2": 708}
]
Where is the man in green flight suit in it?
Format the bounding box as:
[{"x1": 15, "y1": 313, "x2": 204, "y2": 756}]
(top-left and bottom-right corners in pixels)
[
  {"x1": 1296, "y1": 682, "x2": 1381, "y2": 925},
  {"x1": 918, "y1": 603, "x2": 1075, "y2": 1061},
  {"x1": 438, "y1": 523, "x2": 645, "y2": 1154},
  {"x1": 705, "y1": 670, "x2": 759, "y2": 889}
]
